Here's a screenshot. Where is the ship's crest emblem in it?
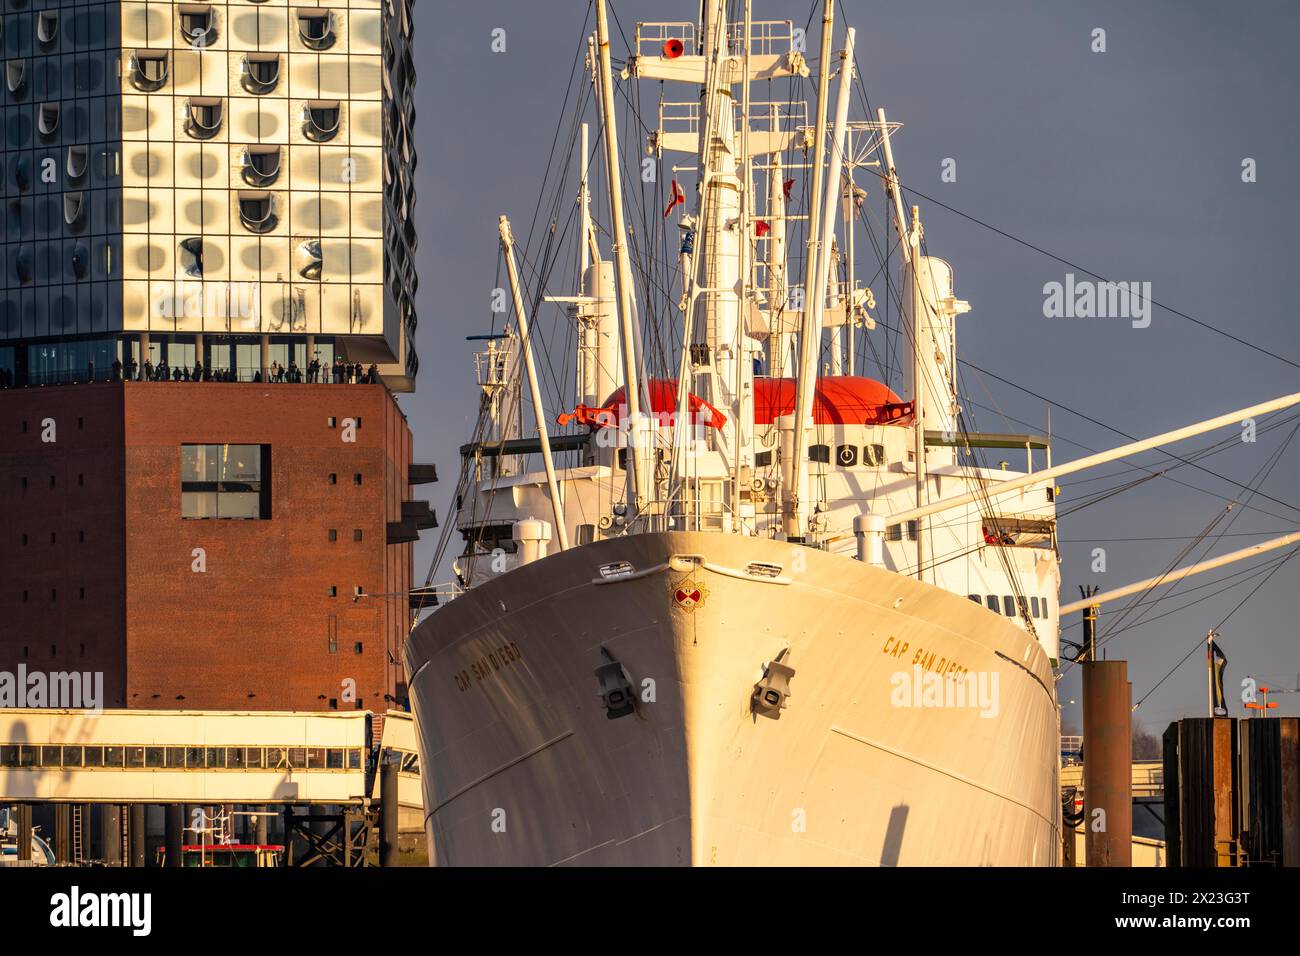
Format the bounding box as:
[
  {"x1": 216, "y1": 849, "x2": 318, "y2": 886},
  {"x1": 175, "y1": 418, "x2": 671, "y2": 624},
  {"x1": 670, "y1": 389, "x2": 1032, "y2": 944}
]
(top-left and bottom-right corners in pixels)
[{"x1": 671, "y1": 578, "x2": 709, "y2": 613}]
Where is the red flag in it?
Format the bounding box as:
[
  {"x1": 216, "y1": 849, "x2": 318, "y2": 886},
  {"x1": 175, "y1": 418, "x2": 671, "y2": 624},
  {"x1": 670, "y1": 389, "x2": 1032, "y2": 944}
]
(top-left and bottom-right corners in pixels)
[
  {"x1": 783, "y1": 178, "x2": 795, "y2": 200},
  {"x1": 754, "y1": 220, "x2": 771, "y2": 237},
  {"x1": 663, "y1": 179, "x2": 685, "y2": 218}
]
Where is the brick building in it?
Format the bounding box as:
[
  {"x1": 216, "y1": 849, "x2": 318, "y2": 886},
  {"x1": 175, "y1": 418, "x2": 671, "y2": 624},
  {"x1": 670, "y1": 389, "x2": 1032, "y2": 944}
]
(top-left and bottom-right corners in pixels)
[{"x1": 0, "y1": 379, "x2": 435, "y2": 710}]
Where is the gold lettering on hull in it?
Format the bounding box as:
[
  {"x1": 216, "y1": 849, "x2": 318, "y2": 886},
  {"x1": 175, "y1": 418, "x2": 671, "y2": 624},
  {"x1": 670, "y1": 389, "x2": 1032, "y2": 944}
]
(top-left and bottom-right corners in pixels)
[
  {"x1": 881, "y1": 635, "x2": 970, "y2": 681},
  {"x1": 454, "y1": 641, "x2": 524, "y2": 692}
]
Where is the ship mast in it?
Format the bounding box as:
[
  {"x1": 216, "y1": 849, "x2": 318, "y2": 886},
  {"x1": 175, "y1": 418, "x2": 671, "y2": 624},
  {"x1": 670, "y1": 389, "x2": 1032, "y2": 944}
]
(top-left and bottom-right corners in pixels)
[
  {"x1": 788, "y1": 21, "x2": 854, "y2": 542},
  {"x1": 594, "y1": 0, "x2": 651, "y2": 516}
]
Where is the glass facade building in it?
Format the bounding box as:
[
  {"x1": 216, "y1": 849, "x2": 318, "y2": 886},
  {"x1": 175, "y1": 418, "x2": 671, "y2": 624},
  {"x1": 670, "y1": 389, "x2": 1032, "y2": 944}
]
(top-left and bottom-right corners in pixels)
[{"x1": 0, "y1": 0, "x2": 417, "y2": 390}]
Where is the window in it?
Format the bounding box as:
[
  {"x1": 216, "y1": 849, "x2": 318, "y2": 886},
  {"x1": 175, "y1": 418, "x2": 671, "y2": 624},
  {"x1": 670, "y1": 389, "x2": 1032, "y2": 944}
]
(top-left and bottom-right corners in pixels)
[
  {"x1": 303, "y1": 100, "x2": 341, "y2": 141},
  {"x1": 237, "y1": 191, "x2": 277, "y2": 233},
  {"x1": 328, "y1": 529, "x2": 337, "y2": 541},
  {"x1": 6, "y1": 60, "x2": 27, "y2": 96},
  {"x1": 862, "y1": 443, "x2": 887, "y2": 466},
  {"x1": 1030, "y1": 596, "x2": 1040, "y2": 617},
  {"x1": 754, "y1": 450, "x2": 772, "y2": 467},
  {"x1": 241, "y1": 145, "x2": 282, "y2": 186},
  {"x1": 37, "y1": 11, "x2": 58, "y2": 45},
  {"x1": 328, "y1": 473, "x2": 337, "y2": 484},
  {"x1": 184, "y1": 97, "x2": 224, "y2": 139},
  {"x1": 181, "y1": 444, "x2": 271, "y2": 519},
  {"x1": 353, "y1": 473, "x2": 362, "y2": 485},
  {"x1": 179, "y1": 237, "x2": 204, "y2": 277},
  {"x1": 327, "y1": 586, "x2": 337, "y2": 597},
  {"x1": 37, "y1": 102, "x2": 59, "y2": 137},
  {"x1": 1002, "y1": 596, "x2": 1015, "y2": 617},
  {"x1": 240, "y1": 53, "x2": 280, "y2": 95},
  {"x1": 178, "y1": 4, "x2": 217, "y2": 47},
  {"x1": 967, "y1": 594, "x2": 981, "y2": 603},
  {"x1": 297, "y1": 238, "x2": 323, "y2": 280},
  {"x1": 985, "y1": 595, "x2": 998, "y2": 612},
  {"x1": 1016, "y1": 596, "x2": 1029, "y2": 618},
  {"x1": 836, "y1": 444, "x2": 858, "y2": 467},
  {"x1": 352, "y1": 529, "x2": 362, "y2": 542},
  {"x1": 807, "y1": 444, "x2": 830, "y2": 464},
  {"x1": 297, "y1": 8, "x2": 336, "y2": 50},
  {"x1": 129, "y1": 50, "x2": 169, "y2": 91},
  {"x1": 353, "y1": 642, "x2": 362, "y2": 654},
  {"x1": 66, "y1": 145, "x2": 88, "y2": 180}
]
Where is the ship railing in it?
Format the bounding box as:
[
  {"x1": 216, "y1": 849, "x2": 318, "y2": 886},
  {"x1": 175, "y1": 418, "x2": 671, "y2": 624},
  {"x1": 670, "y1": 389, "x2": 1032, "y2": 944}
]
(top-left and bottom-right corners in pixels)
[
  {"x1": 473, "y1": 350, "x2": 509, "y2": 390},
  {"x1": 659, "y1": 99, "x2": 808, "y2": 141},
  {"x1": 4, "y1": 366, "x2": 374, "y2": 386},
  {"x1": 725, "y1": 19, "x2": 796, "y2": 57},
  {"x1": 633, "y1": 21, "x2": 696, "y2": 58}
]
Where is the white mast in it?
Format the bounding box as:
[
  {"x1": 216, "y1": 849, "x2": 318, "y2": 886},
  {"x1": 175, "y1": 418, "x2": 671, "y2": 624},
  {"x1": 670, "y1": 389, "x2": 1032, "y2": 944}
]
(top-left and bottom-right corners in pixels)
[
  {"x1": 787, "y1": 25, "x2": 855, "y2": 541},
  {"x1": 732, "y1": 0, "x2": 754, "y2": 530},
  {"x1": 768, "y1": 150, "x2": 789, "y2": 376},
  {"x1": 498, "y1": 216, "x2": 570, "y2": 552},
  {"x1": 594, "y1": 0, "x2": 651, "y2": 514}
]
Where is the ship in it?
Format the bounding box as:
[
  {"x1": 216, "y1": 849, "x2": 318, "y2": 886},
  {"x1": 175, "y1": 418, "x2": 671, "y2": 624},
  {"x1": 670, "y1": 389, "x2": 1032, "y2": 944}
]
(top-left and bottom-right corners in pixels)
[{"x1": 403, "y1": 1, "x2": 1299, "y2": 865}]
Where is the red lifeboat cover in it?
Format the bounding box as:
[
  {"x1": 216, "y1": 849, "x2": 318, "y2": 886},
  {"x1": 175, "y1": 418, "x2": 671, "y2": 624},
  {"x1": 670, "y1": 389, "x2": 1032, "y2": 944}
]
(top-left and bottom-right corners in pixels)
[{"x1": 593, "y1": 376, "x2": 912, "y2": 428}]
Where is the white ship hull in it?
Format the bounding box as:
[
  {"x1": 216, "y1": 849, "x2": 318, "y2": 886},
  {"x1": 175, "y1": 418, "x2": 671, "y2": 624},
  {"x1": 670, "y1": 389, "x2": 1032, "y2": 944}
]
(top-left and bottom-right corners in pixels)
[{"x1": 405, "y1": 532, "x2": 1061, "y2": 866}]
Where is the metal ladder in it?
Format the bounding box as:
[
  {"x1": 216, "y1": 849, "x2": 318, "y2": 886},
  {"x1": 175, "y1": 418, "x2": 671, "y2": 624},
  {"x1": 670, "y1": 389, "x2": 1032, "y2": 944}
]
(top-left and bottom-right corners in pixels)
[{"x1": 71, "y1": 805, "x2": 84, "y2": 865}]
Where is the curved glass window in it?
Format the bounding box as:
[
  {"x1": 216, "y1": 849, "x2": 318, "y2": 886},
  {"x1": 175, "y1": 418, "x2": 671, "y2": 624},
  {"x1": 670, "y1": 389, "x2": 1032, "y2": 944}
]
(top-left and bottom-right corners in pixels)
[
  {"x1": 71, "y1": 245, "x2": 89, "y2": 279},
  {"x1": 303, "y1": 100, "x2": 341, "y2": 141},
  {"x1": 37, "y1": 10, "x2": 59, "y2": 45},
  {"x1": 178, "y1": 4, "x2": 217, "y2": 47},
  {"x1": 184, "y1": 97, "x2": 224, "y2": 139},
  {"x1": 38, "y1": 102, "x2": 60, "y2": 137},
  {"x1": 296, "y1": 239, "x2": 322, "y2": 280},
  {"x1": 179, "y1": 237, "x2": 204, "y2": 277},
  {"x1": 237, "y1": 191, "x2": 277, "y2": 234},
  {"x1": 6, "y1": 60, "x2": 27, "y2": 95},
  {"x1": 241, "y1": 145, "x2": 281, "y2": 186},
  {"x1": 240, "y1": 53, "x2": 280, "y2": 95},
  {"x1": 297, "y1": 9, "x2": 335, "y2": 50},
  {"x1": 66, "y1": 145, "x2": 88, "y2": 180},
  {"x1": 63, "y1": 192, "x2": 84, "y2": 226},
  {"x1": 129, "y1": 50, "x2": 169, "y2": 92}
]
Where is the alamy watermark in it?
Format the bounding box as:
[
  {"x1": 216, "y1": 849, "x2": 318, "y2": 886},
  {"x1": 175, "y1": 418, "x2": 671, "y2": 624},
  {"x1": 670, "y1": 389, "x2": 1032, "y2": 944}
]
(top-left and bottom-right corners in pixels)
[
  {"x1": 890, "y1": 665, "x2": 999, "y2": 718},
  {"x1": 1042, "y1": 273, "x2": 1151, "y2": 328},
  {"x1": 0, "y1": 666, "x2": 104, "y2": 713}
]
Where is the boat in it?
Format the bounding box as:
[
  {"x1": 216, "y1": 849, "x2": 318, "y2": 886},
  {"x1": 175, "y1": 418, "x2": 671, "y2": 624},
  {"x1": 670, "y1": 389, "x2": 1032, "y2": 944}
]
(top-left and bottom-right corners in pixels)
[{"x1": 403, "y1": 1, "x2": 1299, "y2": 866}]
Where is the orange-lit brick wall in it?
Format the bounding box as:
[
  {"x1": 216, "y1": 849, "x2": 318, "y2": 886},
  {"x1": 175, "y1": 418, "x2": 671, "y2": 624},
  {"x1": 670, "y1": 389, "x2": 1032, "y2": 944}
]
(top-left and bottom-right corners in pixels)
[{"x1": 0, "y1": 381, "x2": 413, "y2": 712}]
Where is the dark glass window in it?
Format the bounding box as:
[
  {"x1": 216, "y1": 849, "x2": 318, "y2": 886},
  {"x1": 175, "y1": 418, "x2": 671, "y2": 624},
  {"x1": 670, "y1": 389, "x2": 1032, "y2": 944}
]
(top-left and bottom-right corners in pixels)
[
  {"x1": 807, "y1": 444, "x2": 830, "y2": 464},
  {"x1": 181, "y1": 444, "x2": 271, "y2": 519},
  {"x1": 985, "y1": 595, "x2": 998, "y2": 612},
  {"x1": 1002, "y1": 596, "x2": 1015, "y2": 617}
]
